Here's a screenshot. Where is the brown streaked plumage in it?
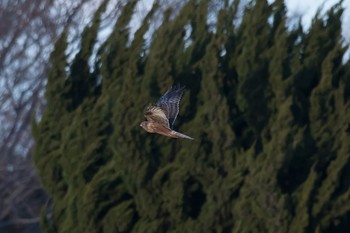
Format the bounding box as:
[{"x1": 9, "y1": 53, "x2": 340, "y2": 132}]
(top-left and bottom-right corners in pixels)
[{"x1": 140, "y1": 85, "x2": 194, "y2": 140}]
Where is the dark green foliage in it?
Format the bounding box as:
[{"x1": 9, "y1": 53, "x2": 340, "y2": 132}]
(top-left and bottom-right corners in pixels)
[{"x1": 33, "y1": 0, "x2": 350, "y2": 232}]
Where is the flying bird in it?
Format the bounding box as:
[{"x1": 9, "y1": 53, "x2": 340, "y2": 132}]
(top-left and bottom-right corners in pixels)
[{"x1": 140, "y1": 84, "x2": 194, "y2": 140}]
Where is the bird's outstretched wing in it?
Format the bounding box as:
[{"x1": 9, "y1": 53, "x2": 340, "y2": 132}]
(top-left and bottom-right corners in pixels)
[
  {"x1": 156, "y1": 84, "x2": 185, "y2": 128},
  {"x1": 144, "y1": 106, "x2": 170, "y2": 127}
]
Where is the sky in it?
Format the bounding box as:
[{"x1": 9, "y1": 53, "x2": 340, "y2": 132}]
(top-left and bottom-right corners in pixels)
[
  {"x1": 283, "y1": 0, "x2": 350, "y2": 40},
  {"x1": 90, "y1": 0, "x2": 350, "y2": 66},
  {"x1": 129, "y1": 0, "x2": 350, "y2": 41}
]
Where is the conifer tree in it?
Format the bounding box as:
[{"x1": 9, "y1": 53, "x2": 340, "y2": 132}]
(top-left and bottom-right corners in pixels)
[{"x1": 33, "y1": 1, "x2": 350, "y2": 232}]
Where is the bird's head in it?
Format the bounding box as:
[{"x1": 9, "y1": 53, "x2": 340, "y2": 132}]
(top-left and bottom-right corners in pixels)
[
  {"x1": 140, "y1": 121, "x2": 155, "y2": 133},
  {"x1": 140, "y1": 121, "x2": 148, "y2": 129}
]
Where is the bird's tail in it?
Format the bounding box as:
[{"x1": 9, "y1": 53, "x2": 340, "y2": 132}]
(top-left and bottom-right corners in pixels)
[{"x1": 171, "y1": 130, "x2": 194, "y2": 140}]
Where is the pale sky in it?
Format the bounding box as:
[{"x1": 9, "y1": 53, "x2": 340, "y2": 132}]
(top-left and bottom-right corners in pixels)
[
  {"x1": 132, "y1": 0, "x2": 350, "y2": 41},
  {"x1": 284, "y1": 0, "x2": 350, "y2": 41},
  {"x1": 93, "y1": 0, "x2": 350, "y2": 65}
]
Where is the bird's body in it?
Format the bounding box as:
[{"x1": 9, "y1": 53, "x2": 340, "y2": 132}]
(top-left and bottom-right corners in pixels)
[
  {"x1": 140, "y1": 121, "x2": 194, "y2": 140},
  {"x1": 140, "y1": 85, "x2": 193, "y2": 140}
]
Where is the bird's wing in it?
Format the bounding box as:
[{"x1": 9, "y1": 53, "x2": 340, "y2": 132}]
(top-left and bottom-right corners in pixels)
[
  {"x1": 156, "y1": 84, "x2": 185, "y2": 128},
  {"x1": 144, "y1": 105, "x2": 170, "y2": 127}
]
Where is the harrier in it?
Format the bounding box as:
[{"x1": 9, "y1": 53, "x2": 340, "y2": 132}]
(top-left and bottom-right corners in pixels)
[{"x1": 140, "y1": 85, "x2": 194, "y2": 140}]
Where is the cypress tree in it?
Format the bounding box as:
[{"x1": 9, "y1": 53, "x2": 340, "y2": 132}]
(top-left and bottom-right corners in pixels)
[{"x1": 33, "y1": 1, "x2": 350, "y2": 232}]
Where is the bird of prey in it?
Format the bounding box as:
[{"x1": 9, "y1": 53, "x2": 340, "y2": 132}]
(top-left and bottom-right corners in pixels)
[{"x1": 140, "y1": 85, "x2": 194, "y2": 140}]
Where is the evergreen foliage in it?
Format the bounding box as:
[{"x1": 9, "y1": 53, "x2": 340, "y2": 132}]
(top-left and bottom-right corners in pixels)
[{"x1": 33, "y1": 0, "x2": 350, "y2": 232}]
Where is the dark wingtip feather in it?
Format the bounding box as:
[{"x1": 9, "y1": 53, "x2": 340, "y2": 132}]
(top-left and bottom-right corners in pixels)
[{"x1": 172, "y1": 83, "x2": 185, "y2": 91}]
